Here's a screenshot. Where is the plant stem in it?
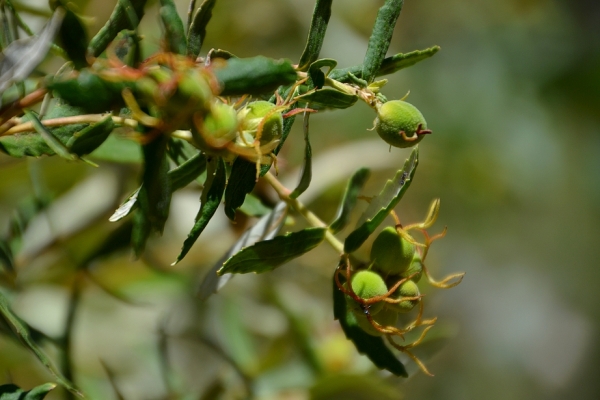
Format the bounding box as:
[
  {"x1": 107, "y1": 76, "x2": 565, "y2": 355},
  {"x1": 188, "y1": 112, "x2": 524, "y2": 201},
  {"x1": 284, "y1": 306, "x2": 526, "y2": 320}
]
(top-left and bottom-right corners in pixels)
[
  {"x1": 1, "y1": 114, "x2": 139, "y2": 136},
  {"x1": 263, "y1": 171, "x2": 344, "y2": 254}
]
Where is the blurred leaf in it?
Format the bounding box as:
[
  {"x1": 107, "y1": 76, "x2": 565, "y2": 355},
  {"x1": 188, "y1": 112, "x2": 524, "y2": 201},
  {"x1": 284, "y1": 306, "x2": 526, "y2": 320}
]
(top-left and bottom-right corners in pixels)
[
  {"x1": 330, "y1": 168, "x2": 370, "y2": 234},
  {"x1": 67, "y1": 115, "x2": 115, "y2": 156},
  {"x1": 89, "y1": 133, "x2": 142, "y2": 163},
  {"x1": 224, "y1": 157, "x2": 257, "y2": 220},
  {"x1": 329, "y1": 46, "x2": 440, "y2": 82},
  {"x1": 159, "y1": 0, "x2": 186, "y2": 55},
  {"x1": 109, "y1": 187, "x2": 139, "y2": 222},
  {"x1": 344, "y1": 147, "x2": 418, "y2": 253},
  {"x1": 197, "y1": 202, "x2": 287, "y2": 300},
  {"x1": 310, "y1": 374, "x2": 403, "y2": 400},
  {"x1": 187, "y1": 0, "x2": 217, "y2": 58},
  {"x1": 173, "y1": 156, "x2": 226, "y2": 264},
  {"x1": 0, "y1": 8, "x2": 64, "y2": 93},
  {"x1": 132, "y1": 135, "x2": 171, "y2": 256},
  {"x1": 290, "y1": 112, "x2": 312, "y2": 199},
  {"x1": 361, "y1": 0, "x2": 404, "y2": 83},
  {"x1": 1, "y1": 79, "x2": 39, "y2": 105},
  {"x1": 88, "y1": 0, "x2": 148, "y2": 57},
  {"x1": 23, "y1": 109, "x2": 76, "y2": 160},
  {"x1": 332, "y1": 271, "x2": 408, "y2": 377},
  {"x1": 47, "y1": 69, "x2": 131, "y2": 113},
  {"x1": 217, "y1": 227, "x2": 326, "y2": 275},
  {"x1": 238, "y1": 194, "x2": 271, "y2": 217},
  {"x1": 107, "y1": 29, "x2": 141, "y2": 67},
  {"x1": 0, "y1": 292, "x2": 83, "y2": 396},
  {"x1": 0, "y1": 383, "x2": 56, "y2": 400},
  {"x1": 221, "y1": 296, "x2": 258, "y2": 373},
  {"x1": 298, "y1": 0, "x2": 333, "y2": 71},
  {"x1": 58, "y1": 8, "x2": 88, "y2": 70},
  {"x1": 295, "y1": 87, "x2": 358, "y2": 109},
  {"x1": 214, "y1": 56, "x2": 297, "y2": 96},
  {"x1": 80, "y1": 221, "x2": 133, "y2": 267}
]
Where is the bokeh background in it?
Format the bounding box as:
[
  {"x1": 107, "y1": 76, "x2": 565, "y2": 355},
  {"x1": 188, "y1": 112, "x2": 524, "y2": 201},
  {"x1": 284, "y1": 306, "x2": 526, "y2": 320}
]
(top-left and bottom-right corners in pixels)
[{"x1": 1, "y1": 0, "x2": 599, "y2": 399}]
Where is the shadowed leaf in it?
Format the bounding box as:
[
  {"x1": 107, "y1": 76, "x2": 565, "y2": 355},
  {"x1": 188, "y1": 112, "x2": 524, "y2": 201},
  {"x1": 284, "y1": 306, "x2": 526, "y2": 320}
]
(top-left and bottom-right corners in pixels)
[
  {"x1": 159, "y1": 0, "x2": 186, "y2": 55},
  {"x1": 67, "y1": 115, "x2": 115, "y2": 155},
  {"x1": 58, "y1": 8, "x2": 88, "y2": 70},
  {"x1": 290, "y1": 112, "x2": 312, "y2": 199},
  {"x1": 330, "y1": 168, "x2": 370, "y2": 234},
  {"x1": 295, "y1": 87, "x2": 358, "y2": 109},
  {"x1": 187, "y1": 0, "x2": 217, "y2": 58}
]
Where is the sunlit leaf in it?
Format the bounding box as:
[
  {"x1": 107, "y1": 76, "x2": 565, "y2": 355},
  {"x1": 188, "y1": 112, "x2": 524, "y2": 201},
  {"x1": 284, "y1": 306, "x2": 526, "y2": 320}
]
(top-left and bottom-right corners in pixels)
[
  {"x1": 344, "y1": 148, "x2": 418, "y2": 253},
  {"x1": 217, "y1": 227, "x2": 326, "y2": 275},
  {"x1": 329, "y1": 168, "x2": 370, "y2": 234},
  {"x1": 298, "y1": 0, "x2": 333, "y2": 71},
  {"x1": 0, "y1": 383, "x2": 56, "y2": 400},
  {"x1": 198, "y1": 202, "x2": 287, "y2": 299}
]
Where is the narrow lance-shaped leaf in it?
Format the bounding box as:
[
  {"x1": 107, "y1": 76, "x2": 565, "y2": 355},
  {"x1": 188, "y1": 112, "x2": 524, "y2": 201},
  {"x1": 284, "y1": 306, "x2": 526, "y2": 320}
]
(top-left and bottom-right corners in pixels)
[
  {"x1": 0, "y1": 8, "x2": 64, "y2": 93},
  {"x1": 329, "y1": 46, "x2": 440, "y2": 82},
  {"x1": 217, "y1": 227, "x2": 326, "y2": 275},
  {"x1": 294, "y1": 87, "x2": 358, "y2": 110},
  {"x1": 187, "y1": 0, "x2": 217, "y2": 58},
  {"x1": 290, "y1": 112, "x2": 312, "y2": 199},
  {"x1": 58, "y1": 8, "x2": 88, "y2": 70},
  {"x1": 23, "y1": 109, "x2": 76, "y2": 161},
  {"x1": 332, "y1": 270, "x2": 408, "y2": 377},
  {"x1": 159, "y1": 0, "x2": 187, "y2": 55},
  {"x1": 0, "y1": 383, "x2": 56, "y2": 400},
  {"x1": 0, "y1": 292, "x2": 83, "y2": 396},
  {"x1": 67, "y1": 115, "x2": 115, "y2": 156},
  {"x1": 344, "y1": 147, "x2": 418, "y2": 253},
  {"x1": 361, "y1": 0, "x2": 404, "y2": 84},
  {"x1": 329, "y1": 168, "x2": 370, "y2": 234},
  {"x1": 197, "y1": 202, "x2": 287, "y2": 300},
  {"x1": 298, "y1": 0, "x2": 333, "y2": 71},
  {"x1": 88, "y1": 0, "x2": 148, "y2": 57},
  {"x1": 213, "y1": 56, "x2": 298, "y2": 96},
  {"x1": 173, "y1": 156, "x2": 226, "y2": 264}
]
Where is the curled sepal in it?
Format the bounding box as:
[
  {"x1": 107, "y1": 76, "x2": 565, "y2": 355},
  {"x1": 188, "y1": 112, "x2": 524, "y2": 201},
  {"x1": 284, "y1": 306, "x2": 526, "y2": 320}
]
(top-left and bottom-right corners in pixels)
[
  {"x1": 217, "y1": 227, "x2": 326, "y2": 275},
  {"x1": 332, "y1": 268, "x2": 408, "y2": 377},
  {"x1": 173, "y1": 156, "x2": 226, "y2": 264},
  {"x1": 344, "y1": 147, "x2": 418, "y2": 253}
]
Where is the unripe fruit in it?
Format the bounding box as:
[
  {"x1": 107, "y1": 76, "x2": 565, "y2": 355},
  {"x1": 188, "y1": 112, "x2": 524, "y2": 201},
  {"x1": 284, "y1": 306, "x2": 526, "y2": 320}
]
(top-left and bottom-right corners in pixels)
[
  {"x1": 195, "y1": 101, "x2": 238, "y2": 151},
  {"x1": 353, "y1": 306, "x2": 398, "y2": 336},
  {"x1": 375, "y1": 100, "x2": 429, "y2": 148},
  {"x1": 237, "y1": 101, "x2": 283, "y2": 146},
  {"x1": 401, "y1": 251, "x2": 424, "y2": 282},
  {"x1": 346, "y1": 270, "x2": 388, "y2": 315},
  {"x1": 370, "y1": 227, "x2": 416, "y2": 276},
  {"x1": 386, "y1": 280, "x2": 420, "y2": 313}
]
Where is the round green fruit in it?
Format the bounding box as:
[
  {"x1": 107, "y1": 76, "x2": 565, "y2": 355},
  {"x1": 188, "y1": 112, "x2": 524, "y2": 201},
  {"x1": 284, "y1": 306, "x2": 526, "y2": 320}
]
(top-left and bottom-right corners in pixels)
[
  {"x1": 386, "y1": 280, "x2": 420, "y2": 313},
  {"x1": 401, "y1": 251, "x2": 424, "y2": 282},
  {"x1": 353, "y1": 307, "x2": 398, "y2": 336},
  {"x1": 346, "y1": 270, "x2": 388, "y2": 315},
  {"x1": 374, "y1": 100, "x2": 429, "y2": 148},
  {"x1": 370, "y1": 227, "x2": 416, "y2": 276},
  {"x1": 237, "y1": 100, "x2": 283, "y2": 146}
]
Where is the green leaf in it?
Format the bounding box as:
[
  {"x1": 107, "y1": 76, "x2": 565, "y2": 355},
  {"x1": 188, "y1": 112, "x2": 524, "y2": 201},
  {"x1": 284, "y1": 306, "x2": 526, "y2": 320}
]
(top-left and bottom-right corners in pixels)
[
  {"x1": 290, "y1": 112, "x2": 312, "y2": 199},
  {"x1": 309, "y1": 374, "x2": 403, "y2": 400},
  {"x1": 298, "y1": 0, "x2": 333, "y2": 71},
  {"x1": 88, "y1": 0, "x2": 148, "y2": 57},
  {"x1": 173, "y1": 156, "x2": 226, "y2": 264},
  {"x1": 329, "y1": 46, "x2": 440, "y2": 82},
  {"x1": 187, "y1": 0, "x2": 217, "y2": 58},
  {"x1": 344, "y1": 147, "x2": 418, "y2": 253},
  {"x1": 332, "y1": 271, "x2": 408, "y2": 377},
  {"x1": 0, "y1": 383, "x2": 56, "y2": 400},
  {"x1": 132, "y1": 136, "x2": 171, "y2": 256},
  {"x1": 330, "y1": 168, "x2": 370, "y2": 234},
  {"x1": 80, "y1": 221, "x2": 133, "y2": 267},
  {"x1": 89, "y1": 133, "x2": 142, "y2": 163},
  {"x1": 197, "y1": 202, "x2": 287, "y2": 300},
  {"x1": 214, "y1": 56, "x2": 298, "y2": 96},
  {"x1": 159, "y1": 0, "x2": 187, "y2": 55},
  {"x1": 0, "y1": 292, "x2": 83, "y2": 396},
  {"x1": 0, "y1": 104, "x2": 87, "y2": 157},
  {"x1": 23, "y1": 109, "x2": 76, "y2": 161},
  {"x1": 67, "y1": 116, "x2": 115, "y2": 156},
  {"x1": 361, "y1": 0, "x2": 404, "y2": 83},
  {"x1": 238, "y1": 194, "x2": 271, "y2": 217},
  {"x1": 224, "y1": 157, "x2": 258, "y2": 221},
  {"x1": 217, "y1": 227, "x2": 326, "y2": 275},
  {"x1": 307, "y1": 58, "x2": 337, "y2": 89},
  {"x1": 0, "y1": 9, "x2": 64, "y2": 93},
  {"x1": 107, "y1": 29, "x2": 141, "y2": 67},
  {"x1": 295, "y1": 87, "x2": 358, "y2": 109},
  {"x1": 58, "y1": 8, "x2": 88, "y2": 70}
]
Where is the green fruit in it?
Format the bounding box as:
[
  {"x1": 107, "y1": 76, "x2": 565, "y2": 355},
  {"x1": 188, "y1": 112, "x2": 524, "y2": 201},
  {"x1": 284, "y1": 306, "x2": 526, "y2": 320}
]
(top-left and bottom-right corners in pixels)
[
  {"x1": 194, "y1": 101, "x2": 238, "y2": 151},
  {"x1": 237, "y1": 100, "x2": 283, "y2": 146},
  {"x1": 370, "y1": 227, "x2": 416, "y2": 276},
  {"x1": 401, "y1": 251, "x2": 424, "y2": 282},
  {"x1": 346, "y1": 270, "x2": 388, "y2": 315},
  {"x1": 353, "y1": 306, "x2": 398, "y2": 336},
  {"x1": 374, "y1": 100, "x2": 429, "y2": 148},
  {"x1": 386, "y1": 280, "x2": 420, "y2": 313}
]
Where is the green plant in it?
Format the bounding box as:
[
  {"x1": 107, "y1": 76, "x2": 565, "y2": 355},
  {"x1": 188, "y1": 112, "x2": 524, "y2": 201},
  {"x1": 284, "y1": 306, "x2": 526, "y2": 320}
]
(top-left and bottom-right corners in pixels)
[{"x1": 0, "y1": 0, "x2": 464, "y2": 397}]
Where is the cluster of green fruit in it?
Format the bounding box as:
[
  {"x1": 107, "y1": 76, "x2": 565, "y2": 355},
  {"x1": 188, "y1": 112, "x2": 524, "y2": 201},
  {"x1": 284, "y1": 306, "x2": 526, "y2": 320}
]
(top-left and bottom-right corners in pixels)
[{"x1": 346, "y1": 227, "x2": 423, "y2": 336}]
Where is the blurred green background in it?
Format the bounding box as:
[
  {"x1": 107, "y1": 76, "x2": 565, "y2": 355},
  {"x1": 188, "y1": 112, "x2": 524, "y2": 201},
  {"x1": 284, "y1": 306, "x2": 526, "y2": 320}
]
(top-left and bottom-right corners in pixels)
[{"x1": 1, "y1": 0, "x2": 599, "y2": 399}]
